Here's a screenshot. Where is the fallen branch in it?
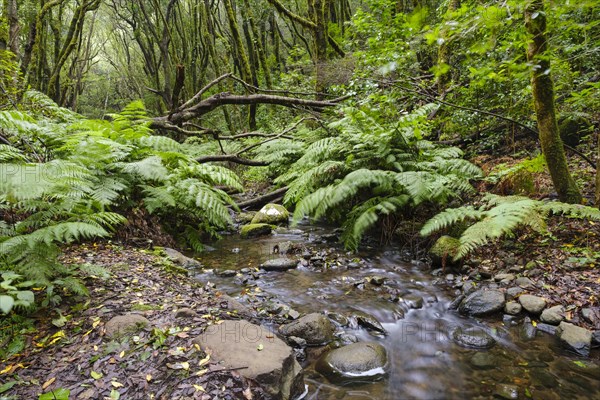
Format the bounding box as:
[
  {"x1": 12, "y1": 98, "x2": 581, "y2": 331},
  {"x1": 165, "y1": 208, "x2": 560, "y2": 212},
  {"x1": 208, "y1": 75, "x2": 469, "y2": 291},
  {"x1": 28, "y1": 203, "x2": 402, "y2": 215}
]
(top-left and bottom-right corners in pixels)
[
  {"x1": 234, "y1": 187, "x2": 289, "y2": 210},
  {"x1": 195, "y1": 155, "x2": 269, "y2": 166}
]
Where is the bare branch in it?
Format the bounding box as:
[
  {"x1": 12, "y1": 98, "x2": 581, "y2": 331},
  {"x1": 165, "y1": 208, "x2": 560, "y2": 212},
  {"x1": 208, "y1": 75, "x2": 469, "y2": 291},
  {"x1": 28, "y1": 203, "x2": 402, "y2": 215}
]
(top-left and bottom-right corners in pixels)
[{"x1": 195, "y1": 154, "x2": 270, "y2": 166}]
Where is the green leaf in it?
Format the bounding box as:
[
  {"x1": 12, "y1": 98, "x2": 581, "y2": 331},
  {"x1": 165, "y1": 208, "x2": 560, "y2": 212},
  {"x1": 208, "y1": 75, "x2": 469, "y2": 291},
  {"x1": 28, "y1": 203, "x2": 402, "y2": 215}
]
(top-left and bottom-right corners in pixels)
[
  {"x1": 90, "y1": 370, "x2": 103, "y2": 380},
  {"x1": 38, "y1": 388, "x2": 70, "y2": 400},
  {"x1": 0, "y1": 380, "x2": 17, "y2": 394},
  {"x1": 0, "y1": 295, "x2": 15, "y2": 314}
]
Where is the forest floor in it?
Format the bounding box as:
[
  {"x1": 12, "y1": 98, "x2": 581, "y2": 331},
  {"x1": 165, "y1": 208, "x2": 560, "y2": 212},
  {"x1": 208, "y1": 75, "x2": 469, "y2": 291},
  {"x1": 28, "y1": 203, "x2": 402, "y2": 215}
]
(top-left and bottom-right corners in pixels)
[{"x1": 0, "y1": 244, "x2": 266, "y2": 400}]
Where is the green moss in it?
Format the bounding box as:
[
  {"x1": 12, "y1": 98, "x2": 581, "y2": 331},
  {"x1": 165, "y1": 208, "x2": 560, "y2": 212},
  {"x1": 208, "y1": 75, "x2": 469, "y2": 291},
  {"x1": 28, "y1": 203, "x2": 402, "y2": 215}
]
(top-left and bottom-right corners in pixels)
[
  {"x1": 250, "y1": 203, "x2": 290, "y2": 225},
  {"x1": 240, "y1": 223, "x2": 273, "y2": 238},
  {"x1": 429, "y1": 235, "x2": 462, "y2": 267},
  {"x1": 558, "y1": 114, "x2": 592, "y2": 146}
]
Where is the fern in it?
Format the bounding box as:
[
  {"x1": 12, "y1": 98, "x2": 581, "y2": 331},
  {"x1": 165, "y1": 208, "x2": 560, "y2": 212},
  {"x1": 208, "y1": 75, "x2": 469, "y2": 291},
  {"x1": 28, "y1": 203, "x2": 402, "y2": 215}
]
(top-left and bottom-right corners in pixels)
[{"x1": 421, "y1": 194, "x2": 600, "y2": 259}]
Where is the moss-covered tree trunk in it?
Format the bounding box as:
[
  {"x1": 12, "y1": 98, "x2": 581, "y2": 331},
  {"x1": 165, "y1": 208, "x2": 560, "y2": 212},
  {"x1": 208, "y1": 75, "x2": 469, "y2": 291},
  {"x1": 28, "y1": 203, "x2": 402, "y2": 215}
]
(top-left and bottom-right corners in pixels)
[
  {"x1": 525, "y1": 0, "x2": 582, "y2": 204},
  {"x1": 596, "y1": 137, "x2": 600, "y2": 207}
]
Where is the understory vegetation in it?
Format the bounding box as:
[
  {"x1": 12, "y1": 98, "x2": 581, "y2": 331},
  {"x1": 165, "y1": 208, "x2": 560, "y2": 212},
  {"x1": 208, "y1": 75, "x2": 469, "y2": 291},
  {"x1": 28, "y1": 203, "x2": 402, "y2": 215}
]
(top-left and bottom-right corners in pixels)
[{"x1": 1, "y1": 0, "x2": 598, "y2": 318}]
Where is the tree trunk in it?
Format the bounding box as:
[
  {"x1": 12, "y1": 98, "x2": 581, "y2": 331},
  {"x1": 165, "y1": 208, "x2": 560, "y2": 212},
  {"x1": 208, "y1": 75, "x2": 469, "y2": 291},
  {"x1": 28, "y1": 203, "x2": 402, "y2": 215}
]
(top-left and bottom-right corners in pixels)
[
  {"x1": 596, "y1": 135, "x2": 600, "y2": 207},
  {"x1": 525, "y1": 0, "x2": 582, "y2": 204}
]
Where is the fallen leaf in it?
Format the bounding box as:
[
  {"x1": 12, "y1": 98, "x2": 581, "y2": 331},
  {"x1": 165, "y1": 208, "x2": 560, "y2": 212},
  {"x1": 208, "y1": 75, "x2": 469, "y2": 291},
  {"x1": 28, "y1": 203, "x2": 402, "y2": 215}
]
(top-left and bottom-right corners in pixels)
[
  {"x1": 91, "y1": 371, "x2": 103, "y2": 380},
  {"x1": 42, "y1": 377, "x2": 56, "y2": 389},
  {"x1": 145, "y1": 374, "x2": 152, "y2": 382},
  {"x1": 257, "y1": 344, "x2": 264, "y2": 351},
  {"x1": 181, "y1": 361, "x2": 190, "y2": 370},
  {"x1": 193, "y1": 385, "x2": 205, "y2": 392},
  {"x1": 198, "y1": 354, "x2": 210, "y2": 366},
  {"x1": 111, "y1": 381, "x2": 124, "y2": 388},
  {"x1": 243, "y1": 387, "x2": 253, "y2": 400}
]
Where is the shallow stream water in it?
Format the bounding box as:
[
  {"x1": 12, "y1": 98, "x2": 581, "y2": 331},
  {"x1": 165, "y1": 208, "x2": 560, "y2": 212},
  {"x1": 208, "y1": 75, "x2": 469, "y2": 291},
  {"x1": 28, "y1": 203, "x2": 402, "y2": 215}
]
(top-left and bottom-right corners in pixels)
[{"x1": 193, "y1": 223, "x2": 600, "y2": 400}]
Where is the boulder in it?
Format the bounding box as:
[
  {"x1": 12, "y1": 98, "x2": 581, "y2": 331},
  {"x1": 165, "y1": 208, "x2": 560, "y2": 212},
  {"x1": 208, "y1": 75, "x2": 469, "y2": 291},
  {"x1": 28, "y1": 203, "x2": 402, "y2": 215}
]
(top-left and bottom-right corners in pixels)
[
  {"x1": 540, "y1": 305, "x2": 564, "y2": 325},
  {"x1": 105, "y1": 314, "x2": 150, "y2": 337},
  {"x1": 261, "y1": 258, "x2": 299, "y2": 272},
  {"x1": 519, "y1": 294, "x2": 546, "y2": 314},
  {"x1": 251, "y1": 204, "x2": 290, "y2": 225},
  {"x1": 556, "y1": 322, "x2": 592, "y2": 356},
  {"x1": 452, "y1": 327, "x2": 496, "y2": 349},
  {"x1": 279, "y1": 313, "x2": 334, "y2": 345},
  {"x1": 504, "y1": 301, "x2": 522, "y2": 315},
  {"x1": 458, "y1": 289, "x2": 505, "y2": 316},
  {"x1": 194, "y1": 320, "x2": 303, "y2": 400},
  {"x1": 429, "y1": 236, "x2": 461, "y2": 268},
  {"x1": 240, "y1": 223, "x2": 273, "y2": 239},
  {"x1": 315, "y1": 342, "x2": 387, "y2": 381},
  {"x1": 162, "y1": 247, "x2": 202, "y2": 268}
]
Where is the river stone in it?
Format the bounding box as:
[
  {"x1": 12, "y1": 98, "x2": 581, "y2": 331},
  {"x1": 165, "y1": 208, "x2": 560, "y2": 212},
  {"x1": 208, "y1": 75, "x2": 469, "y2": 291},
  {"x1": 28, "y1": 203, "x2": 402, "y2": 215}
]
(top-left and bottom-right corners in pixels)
[
  {"x1": 494, "y1": 384, "x2": 519, "y2": 399},
  {"x1": 193, "y1": 320, "x2": 303, "y2": 400},
  {"x1": 353, "y1": 311, "x2": 387, "y2": 335},
  {"x1": 556, "y1": 321, "x2": 592, "y2": 356},
  {"x1": 520, "y1": 317, "x2": 537, "y2": 341},
  {"x1": 327, "y1": 312, "x2": 350, "y2": 327},
  {"x1": 504, "y1": 301, "x2": 522, "y2": 315},
  {"x1": 240, "y1": 223, "x2": 273, "y2": 238},
  {"x1": 162, "y1": 247, "x2": 202, "y2": 268},
  {"x1": 403, "y1": 295, "x2": 424, "y2": 309},
  {"x1": 369, "y1": 275, "x2": 386, "y2": 286},
  {"x1": 494, "y1": 273, "x2": 515, "y2": 282},
  {"x1": 279, "y1": 313, "x2": 334, "y2": 345},
  {"x1": 105, "y1": 314, "x2": 150, "y2": 337},
  {"x1": 174, "y1": 308, "x2": 197, "y2": 318},
  {"x1": 515, "y1": 277, "x2": 534, "y2": 288},
  {"x1": 459, "y1": 289, "x2": 505, "y2": 316},
  {"x1": 260, "y1": 258, "x2": 299, "y2": 272},
  {"x1": 315, "y1": 342, "x2": 387, "y2": 381},
  {"x1": 540, "y1": 305, "x2": 564, "y2": 325},
  {"x1": 217, "y1": 294, "x2": 255, "y2": 318},
  {"x1": 506, "y1": 287, "x2": 524, "y2": 300},
  {"x1": 531, "y1": 369, "x2": 559, "y2": 389},
  {"x1": 519, "y1": 294, "x2": 547, "y2": 314},
  {"x1": 452, "y1": 327, "x2": 496, "y2": 349},
  {"x1": 251, "y1": 203, "x2": 290, "y2": 225},
  {"x1": 581, "y1": 308, "x2": 599, "y2": 326},
  {"x1": 470, "y1": 352, "x2": 497, "y2": 370}
]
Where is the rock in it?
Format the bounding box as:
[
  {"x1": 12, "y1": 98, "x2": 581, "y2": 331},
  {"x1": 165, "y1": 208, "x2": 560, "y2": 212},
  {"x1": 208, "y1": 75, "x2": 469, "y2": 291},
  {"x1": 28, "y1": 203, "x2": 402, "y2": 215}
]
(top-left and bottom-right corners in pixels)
[
  {"x1": 448, "y1": 294, "x2": 465, "y2": 310},
  {"x1": 459, "y1": 289, "x2": 505, "y2": 316},
  {"x1": 536, "y1": 323, "x2": 557, "y2": 335},
  {"x1": 315, "y1": 342, "x2": 387, "y2": 381},
  {"x1": 237, "y1": 211, "x2": 256, "y2": 224},
  {"x1": 504, "y1": 301, "x2": 522, "y2": 315},
  {"x1": 556, "y1": 322, "x2": 592, "y2": 356},
  {"x1": 337, "y1": 333, "x2": 359, "y2": 345},
  {"x1": 429, "y1": 236, "x2": 461, "y2": 268},
  {"x1": 279, "y1": 313, "x2": 334, "y2": 346},
  {"x1": 216, "y1": 269, "x2": 237, "y2": 277},
  {"x1": 470, "y1": 352, "x2": 497, "y2": 370},
  {"x1": 494, "y1": 384, "x2": 519, "y2": 399},
  {"x1": 353, "y1": 311, "x2": 387, "y2": 335},
  {"x1": 174, "y1": 308, "x2": 197, "y2": 318},
  {"x1": 506, "y1": 287, "x2": 524, "y2": 300},
  {"x1": 104, "y1": 314, "x2": 150, "y2": 337},
  {"x1": 581, "y1": 308, "x2": 599, "y2": 326},
  {"x1": 494, "y1": 273, "x2": 515, "y2": 282},
  {"x1": 593, "y1": 331, "x2": 600, "y2": 347},
  {"x1": 327, "y1": 312, "x2": 349, "y2": 327},
  {"x1": 515, "y1": 277, "x2": 534, "y2": 288},
  {"x1": 519, "y1": 294, "x2": 546, "y2": 314},
  {"x1": 558, "y1": 113, "x2": 593, "y2": 146},
  {"x1": 240, "y1": 223, "x2": 273, "y2": 238},
  {"x1": 217, "y1": 294, "x2": 255, "y2": 318},
  {"x1": 260, "y1": 258, "x2": 299, "y2": 272},
  {"x1": 452, "y1": 327, "x2": 496, "y2": 349},
  {"x1": 520, "y1": 317, "x2": 537, "y2": 341},
  {"x1": 369, "y1": 275, "x2": 386, "y2": 286},
  {"x1": 251, "y1": 203, "x2": 290, "y2": 226},
  {"x1": 193, "y1": 320, "x2": 303, "y2": 400},
  {"x1": 287, "y1": 336, "x2": 307, "y2": 348},
  {"x1": 403, "y1": 295, "x2": 424, "y2": 309},
  {"x1": 540, "y1": 305, "x2": 564, "y2": 325},
  {"x1": 531, "y1": 369, "x2": 559, "y2": 389},
  {"x1": 162, "y1": 247, "x2": 202, "y2": 268}
]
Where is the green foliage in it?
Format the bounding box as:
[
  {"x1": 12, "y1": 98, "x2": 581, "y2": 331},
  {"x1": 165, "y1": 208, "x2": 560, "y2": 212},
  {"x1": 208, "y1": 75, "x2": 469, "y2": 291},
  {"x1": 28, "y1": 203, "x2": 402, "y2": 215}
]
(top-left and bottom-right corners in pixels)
[
  {"x1": 280, "y1": 103, "x2": 481, "y2": 249},
  {"x1": 421, "y1": 194, "x2": 600, "y2": 259},
  {"x1": 486, "y1": 154, "x2": 547, "y2": 195},
  {"x1": 0, "y1": 96, "x2": 241, "y2": 311}
]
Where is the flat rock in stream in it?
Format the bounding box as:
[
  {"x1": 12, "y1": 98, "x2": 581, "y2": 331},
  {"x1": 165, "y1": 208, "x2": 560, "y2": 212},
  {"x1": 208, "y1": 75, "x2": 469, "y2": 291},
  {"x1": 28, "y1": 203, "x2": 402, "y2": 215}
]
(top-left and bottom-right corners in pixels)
[
  {"x1": 260, "y1": 258, "x2": 299, "y2": 271},
  {"x1": 315, "y1": 342, "x2": 388, "y2": 381},
  {"x1": 193, "y1": 320, "x2": 304, "y2": 400},
  {"x1": 452, "y1": 327, "x2": 496, "y2": 349},
  {"x1": 556, "y1": 322, "x2": 592, "y2": 356},
  {"x1": 459, "y1": 289, "x2": 505, "y2": 316},
  {"x1": 279, "y1": 313, "x2": 334, "y2": 345}
]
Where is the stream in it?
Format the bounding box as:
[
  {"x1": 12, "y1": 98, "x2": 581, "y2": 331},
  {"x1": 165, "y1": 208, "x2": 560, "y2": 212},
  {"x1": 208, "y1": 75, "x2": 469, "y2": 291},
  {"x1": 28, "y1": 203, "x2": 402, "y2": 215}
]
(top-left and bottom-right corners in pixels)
[{"x1": 192, "y1": 223, "x2": 600, "y2": 399}]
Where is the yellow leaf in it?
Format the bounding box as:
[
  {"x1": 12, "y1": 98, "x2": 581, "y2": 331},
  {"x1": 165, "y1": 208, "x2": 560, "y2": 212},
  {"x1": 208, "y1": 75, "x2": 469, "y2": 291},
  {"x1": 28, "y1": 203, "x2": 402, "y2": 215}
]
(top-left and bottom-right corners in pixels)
[
  {"x1": 111, "y1": 381, "x2": 124, "y2": 388},
  {"x1": 181, "y1": 362, "x2": 190, "y2": 371},
  {"x1": 257, "y1": 344, "x2": 264, "y2": 351},
  {"x1": 146, "y1": 374, "x2": 152, "y2": 382},
  {"x1": 195, "y1": 368, "x2": 208, "y2": 377},
  {"x1": 193, "y1": 343, "x2": 201, "y2": 351},
  {"x1": 532, "y1": 321, "x2": 537, "y2": 327},
  {"x1": 0, "y1": 365, "x2": 13, "y2": 374},
  {"x1": 193, "y1": 385, "x2": 205, "y2": 392},
  {"x1": 42, "y1": 377, "x2": 56, "y2": 389},
  {"x1": 119, "y1": 351, "x2": 125, "y2": 358},
  {"x1": 198, "y1": 354, "x2": 210, "y2": 367}
]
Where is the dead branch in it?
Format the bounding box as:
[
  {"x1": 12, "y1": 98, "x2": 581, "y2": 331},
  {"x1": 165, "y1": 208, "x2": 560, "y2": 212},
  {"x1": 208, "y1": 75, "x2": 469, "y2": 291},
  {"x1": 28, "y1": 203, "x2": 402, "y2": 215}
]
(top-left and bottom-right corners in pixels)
[
  {"x1": 234, "y1": 187, "x2": 289, "y2": 210},
  {"x1": 195, "y1": 155, "x2": 269, "y2": 166}
]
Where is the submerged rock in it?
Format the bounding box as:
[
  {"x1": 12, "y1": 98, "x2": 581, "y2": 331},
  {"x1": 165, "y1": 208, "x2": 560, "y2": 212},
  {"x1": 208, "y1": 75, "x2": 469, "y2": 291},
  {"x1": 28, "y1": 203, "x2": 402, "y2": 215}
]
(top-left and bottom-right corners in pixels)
[
  {"x1": 556, "y1": 321, "x2": 592, "y2": 356},
  {"x1": 470, "y1": 352, "x2": 498, "y2": 370},
  {"x1": 315, "y1": 342, "x2": 387, "y2": 381},
  {"x1": 452, "y1": 327, "x2": 496, "y2": 349},
  {"x1": 459, "y1": 289, "x2": 505, "y2": 316},
  {"x1": 194, "y1": 320, "x2": 304, "y2": 400},
  {"x1": 104, "y1": 314, "x2": 150, "y2": 337},
  {"x1": 240, "y1": 223, "x2": 273, "y2": 238},
  {"x1": 260, "y1": 258, "x2": 299, "y2": 272},
  {"x1": 494, "y1": 384, "x2": 519, "y2": 399},
  {"x1": 279, "y1": 313, "x2": 334, "y2": 345},
  {"x1": 251, "y1": 203, "x2": 290, "y2": 225}
]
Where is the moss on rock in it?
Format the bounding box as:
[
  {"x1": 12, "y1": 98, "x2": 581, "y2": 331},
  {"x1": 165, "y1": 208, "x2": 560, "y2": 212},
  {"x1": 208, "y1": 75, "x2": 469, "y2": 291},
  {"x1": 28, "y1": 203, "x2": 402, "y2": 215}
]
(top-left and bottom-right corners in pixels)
[
  {"x1": 240, "y1": 223, "x2": 273, "y2": 238},
  {"x1": 250, "y1": 203, "x2": 290, "y2": 225}
]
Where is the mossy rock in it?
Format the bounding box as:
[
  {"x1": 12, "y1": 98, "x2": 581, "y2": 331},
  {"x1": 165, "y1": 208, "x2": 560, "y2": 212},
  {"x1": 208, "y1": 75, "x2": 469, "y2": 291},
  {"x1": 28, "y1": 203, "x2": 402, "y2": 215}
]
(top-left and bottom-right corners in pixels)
[
  {"x1": 558, "y1": 114, "x2": 593, "y2": 146},
  {"x1": 237, "y1": 211, "x2": 256, "y2": 224},
  {"x1": 240, "y1": 223, "x2": 273, "y2": 239},
  {"x1": 429, "y1": 235, "x2": 461, "y2": 268},
  {"x1": 250, "y1": 203, "x2": 290, "y2": 225}
]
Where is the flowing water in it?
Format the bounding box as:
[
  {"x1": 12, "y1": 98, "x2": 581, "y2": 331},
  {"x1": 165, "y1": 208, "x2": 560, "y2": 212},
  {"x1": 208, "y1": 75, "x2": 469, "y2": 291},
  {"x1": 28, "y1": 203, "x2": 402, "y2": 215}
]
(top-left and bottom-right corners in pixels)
[{"x1": 193, "y1": 223, "x2": 600, "y2": 400}]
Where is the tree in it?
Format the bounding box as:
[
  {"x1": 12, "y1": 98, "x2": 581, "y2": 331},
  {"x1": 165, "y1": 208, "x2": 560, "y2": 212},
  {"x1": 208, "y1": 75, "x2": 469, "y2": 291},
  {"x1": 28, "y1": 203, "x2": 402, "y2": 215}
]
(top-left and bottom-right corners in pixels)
[{"x1": 525, "y1": 0, "x2": 582, "y2": 204}]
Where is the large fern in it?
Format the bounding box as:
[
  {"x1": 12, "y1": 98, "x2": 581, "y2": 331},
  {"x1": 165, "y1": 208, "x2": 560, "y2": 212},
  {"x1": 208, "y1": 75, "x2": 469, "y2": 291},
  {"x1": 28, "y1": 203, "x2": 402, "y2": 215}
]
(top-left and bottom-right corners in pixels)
[
  {"x1": 282, "y1": 104, "x2": 481, "y2": 250},
  {"x1": 421, "y1": 194, "x2": 600, "y2": 259}
]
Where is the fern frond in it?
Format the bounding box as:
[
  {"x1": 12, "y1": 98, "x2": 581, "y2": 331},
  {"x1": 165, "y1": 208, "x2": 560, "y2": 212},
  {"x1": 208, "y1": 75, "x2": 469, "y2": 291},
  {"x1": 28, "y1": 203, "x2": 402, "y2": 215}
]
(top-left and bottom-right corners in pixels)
[
  {"x1": 420, "y1": 206, "x2": 484, "y2": 236},
  {"x1": 119, "y1": 156, "x2": 169, "y2": 181}
]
